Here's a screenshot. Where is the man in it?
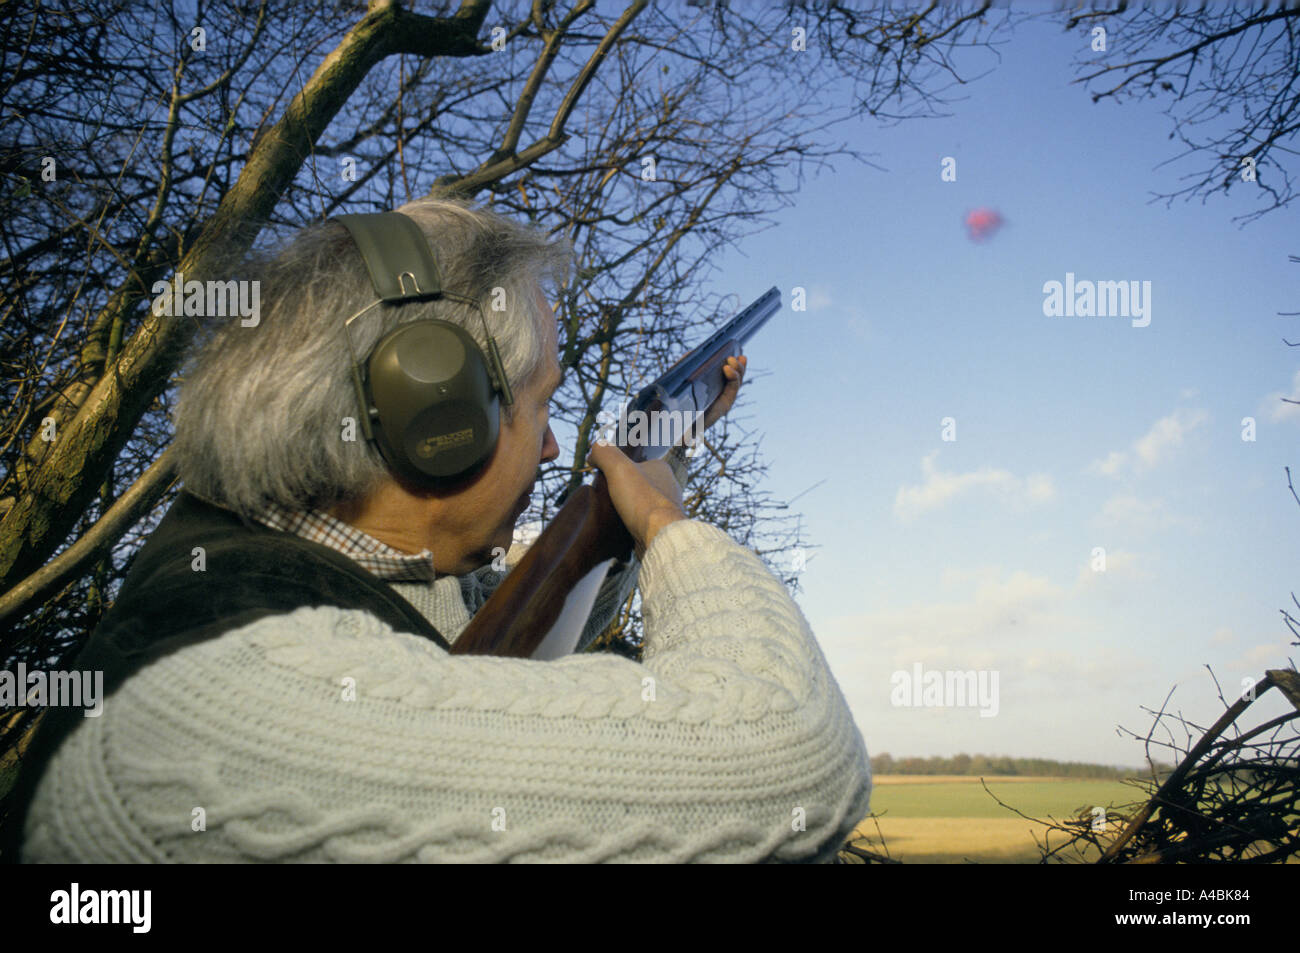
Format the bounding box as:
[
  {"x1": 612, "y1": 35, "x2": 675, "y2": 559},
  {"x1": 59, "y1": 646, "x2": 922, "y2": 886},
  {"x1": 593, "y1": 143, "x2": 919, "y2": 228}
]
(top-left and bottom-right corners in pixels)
[{"x1": 11, "y1": 198, "x2": 870, "y2": 863}]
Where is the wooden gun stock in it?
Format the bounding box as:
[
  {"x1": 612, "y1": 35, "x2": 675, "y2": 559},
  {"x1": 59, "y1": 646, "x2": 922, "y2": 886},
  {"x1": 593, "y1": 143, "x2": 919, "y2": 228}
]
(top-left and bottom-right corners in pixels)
[{"x1": 449, "y1": 469, "x2": 633, "y2": 657}]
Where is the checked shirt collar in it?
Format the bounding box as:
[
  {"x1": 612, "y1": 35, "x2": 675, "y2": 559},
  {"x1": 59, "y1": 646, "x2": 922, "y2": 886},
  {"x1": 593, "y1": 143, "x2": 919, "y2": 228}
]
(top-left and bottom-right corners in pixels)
[{"x1": 252, "y1": 501, "x2": 437, "y2": 582}]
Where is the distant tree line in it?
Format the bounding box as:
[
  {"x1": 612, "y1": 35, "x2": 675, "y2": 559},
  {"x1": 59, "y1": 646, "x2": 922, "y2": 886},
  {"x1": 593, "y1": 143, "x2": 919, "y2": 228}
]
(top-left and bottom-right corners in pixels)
[{"x1": 871, "y1": 753, "x2": 1172, "y2": 780}]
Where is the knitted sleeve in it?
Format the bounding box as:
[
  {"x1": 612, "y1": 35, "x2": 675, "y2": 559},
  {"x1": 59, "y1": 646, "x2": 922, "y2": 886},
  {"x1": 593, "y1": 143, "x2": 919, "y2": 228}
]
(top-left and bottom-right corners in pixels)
[{"x1": 23, "y1": 519, "x2": 870, "y2": 863}]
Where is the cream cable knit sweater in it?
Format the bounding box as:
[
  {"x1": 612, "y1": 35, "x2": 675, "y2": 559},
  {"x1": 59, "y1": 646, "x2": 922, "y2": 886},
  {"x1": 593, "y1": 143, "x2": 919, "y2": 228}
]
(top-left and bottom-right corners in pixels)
[{"x1": 23, "y1": 519, "x2": 871, "y2": 863}]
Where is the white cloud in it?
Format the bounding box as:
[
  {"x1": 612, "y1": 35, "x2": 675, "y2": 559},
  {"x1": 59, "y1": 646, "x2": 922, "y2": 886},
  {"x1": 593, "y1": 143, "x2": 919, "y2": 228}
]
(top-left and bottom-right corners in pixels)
[
  {"x1": 1019, "y1": 647, "x2": 1150, "y2": 682},
  {"x1": 828, "y1": 570, "x2": 1069, "y2": 672},
  {"x1": 801, "y1": 286, "x2": 833, "y2": 311},
  {"x1": 1133, "y1": 409, "x2": 1207, "y2": 470},
  {"x1": 1097, "y1": 493, "x2": 1180, "y2": 530},
  {"x1": 1025, "y1": 473, "x2": 1055, "y2": 503},
  {"x1": 821, "y1": 567, "x2": 1152, "y2": 715},
  {"x1": 1089, "y1": 450, "x2": 1126, "y2": 477},
  {"x1": 1088, "y1": 408, "x2": 1208, "y2": 476},
  {"x1": 1203, "y1": 642, "x2": 1300, "y2": 700},
  {"x1": 818, "y1": 558, "x2": 1176, "y2": 742},
  {"x1": 894, "y1": 451, "x2": 1055, "y2": 521},
  {"x1": 1237, "y1": 642, "x2": 1294, "y2": 669},
  {"x1": 1076, "y1": 548, "x2": 1143, "y2": 585},
  {"x1": 1261, "y1": 368, "x2": 1300, "y2": 423},
  {"x1": 846, "y1": 314, "x2": 870, "y2": 343}
]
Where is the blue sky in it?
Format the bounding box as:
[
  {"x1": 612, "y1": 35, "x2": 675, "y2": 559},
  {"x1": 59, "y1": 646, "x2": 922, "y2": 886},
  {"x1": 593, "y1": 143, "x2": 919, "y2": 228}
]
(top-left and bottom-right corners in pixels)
[{"x1": 681, "y1": 18, "x2": 1299, "y2": 767}]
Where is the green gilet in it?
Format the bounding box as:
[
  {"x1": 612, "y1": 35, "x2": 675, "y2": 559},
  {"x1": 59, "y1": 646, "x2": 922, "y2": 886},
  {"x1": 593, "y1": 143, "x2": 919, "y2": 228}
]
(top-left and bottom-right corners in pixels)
[{"x1": 1, "y1": 491, "x2": 448, "y2": 862}]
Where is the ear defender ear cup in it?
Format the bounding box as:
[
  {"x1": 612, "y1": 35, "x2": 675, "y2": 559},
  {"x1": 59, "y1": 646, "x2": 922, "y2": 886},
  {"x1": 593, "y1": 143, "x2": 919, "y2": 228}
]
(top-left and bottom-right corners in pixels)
[
  {"x1": 334, "y1": 211, "x2": 514, "y2": 487},
  {"x1": 365, "y1": 319, "x2": 499, "y2": 483}
]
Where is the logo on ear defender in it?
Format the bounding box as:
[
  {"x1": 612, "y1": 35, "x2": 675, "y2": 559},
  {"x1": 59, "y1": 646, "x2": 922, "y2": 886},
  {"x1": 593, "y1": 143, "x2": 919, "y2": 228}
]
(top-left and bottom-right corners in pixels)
[{"x1": 416, "y1": 428, "x2": 475, "y2": 458}]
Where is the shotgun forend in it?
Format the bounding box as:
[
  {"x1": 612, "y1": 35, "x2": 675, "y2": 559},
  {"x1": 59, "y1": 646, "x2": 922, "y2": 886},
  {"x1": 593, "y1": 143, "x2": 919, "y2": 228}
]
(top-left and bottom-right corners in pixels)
[{"x1": 620, "y1": 287, "x2": 781, "y2": 462}]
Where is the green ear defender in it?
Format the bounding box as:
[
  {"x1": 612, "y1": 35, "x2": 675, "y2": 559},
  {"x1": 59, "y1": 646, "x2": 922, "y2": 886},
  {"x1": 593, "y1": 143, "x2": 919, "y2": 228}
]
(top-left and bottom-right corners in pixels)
[{"x1": 334, "y1": 212, "x2": 514, "y2": 485}]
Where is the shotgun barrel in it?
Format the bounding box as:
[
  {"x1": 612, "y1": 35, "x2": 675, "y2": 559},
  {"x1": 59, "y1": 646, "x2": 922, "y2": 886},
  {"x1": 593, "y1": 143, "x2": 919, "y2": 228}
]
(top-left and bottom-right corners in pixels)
[{"x1": 621, "y1": 286, "x2": 781, "y2": 462}]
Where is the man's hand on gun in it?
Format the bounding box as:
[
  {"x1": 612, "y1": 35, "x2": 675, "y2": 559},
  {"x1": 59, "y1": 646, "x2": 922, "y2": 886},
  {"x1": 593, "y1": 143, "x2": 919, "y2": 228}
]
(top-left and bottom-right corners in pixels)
[{"x1": 588, "y1": 355, "x2": 746, "y2": 559}]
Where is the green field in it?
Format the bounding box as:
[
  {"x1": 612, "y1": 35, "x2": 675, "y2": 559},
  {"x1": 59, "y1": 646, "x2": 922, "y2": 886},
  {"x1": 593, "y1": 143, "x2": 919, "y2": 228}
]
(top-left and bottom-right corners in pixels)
[
  {"x1": 849, "y1": 776, "x2": 1154, "y2": 863},
  {"x1": 869, "y1": 777, "x2": 1146, "y2": 820}
]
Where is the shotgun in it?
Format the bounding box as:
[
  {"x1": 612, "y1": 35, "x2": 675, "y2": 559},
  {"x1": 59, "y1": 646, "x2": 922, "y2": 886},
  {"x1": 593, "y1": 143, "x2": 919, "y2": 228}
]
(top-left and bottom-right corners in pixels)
[{"x1": 450, "y1": 287, "x2": 782, "y2": 657}]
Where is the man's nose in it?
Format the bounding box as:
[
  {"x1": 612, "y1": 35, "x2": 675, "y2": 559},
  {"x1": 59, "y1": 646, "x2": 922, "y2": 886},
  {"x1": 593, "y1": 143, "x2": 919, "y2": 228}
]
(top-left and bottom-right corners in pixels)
[{"x1": 541, "y1": 425, "x2": 560, "y2": 463}]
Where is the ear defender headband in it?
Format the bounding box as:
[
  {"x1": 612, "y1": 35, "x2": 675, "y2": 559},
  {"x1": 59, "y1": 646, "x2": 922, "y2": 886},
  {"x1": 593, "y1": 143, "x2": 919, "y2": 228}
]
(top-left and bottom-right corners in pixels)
[{"x1": 334, "y1": 211, "x2": 514, "y2": 486}]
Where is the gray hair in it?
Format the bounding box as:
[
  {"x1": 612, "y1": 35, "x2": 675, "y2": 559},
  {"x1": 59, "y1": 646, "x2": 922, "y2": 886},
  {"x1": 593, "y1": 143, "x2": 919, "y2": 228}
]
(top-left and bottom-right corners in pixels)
[{"x1": 172, "y1": 197, "x2": 570, "y2": 517}]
